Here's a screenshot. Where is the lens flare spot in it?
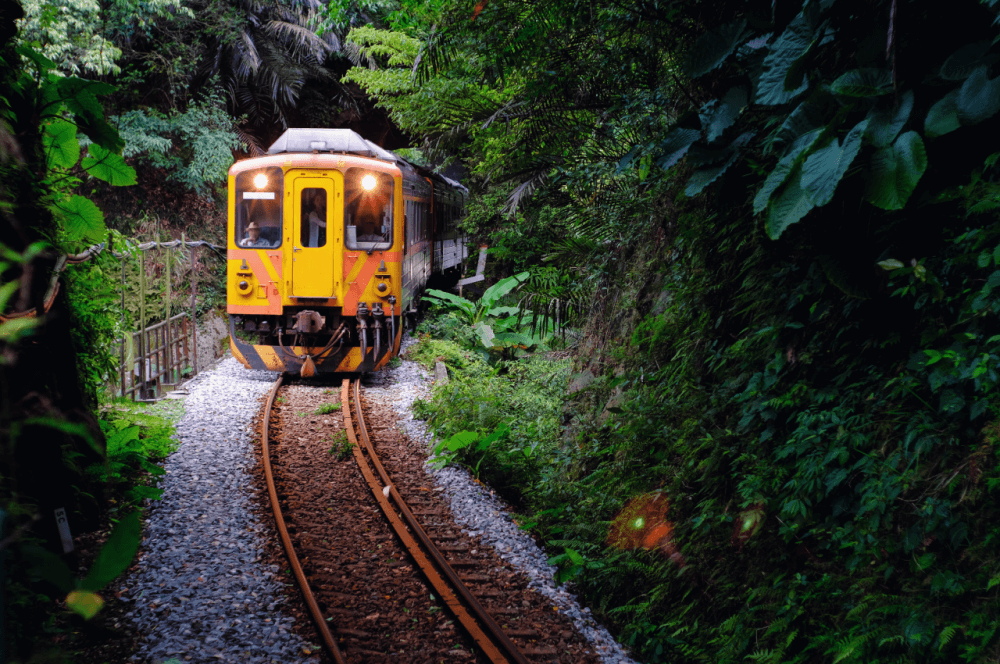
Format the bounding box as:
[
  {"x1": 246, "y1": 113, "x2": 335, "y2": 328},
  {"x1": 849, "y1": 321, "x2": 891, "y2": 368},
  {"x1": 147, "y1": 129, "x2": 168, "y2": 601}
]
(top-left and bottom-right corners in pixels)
[
  {"x1": 608, "y1": 492, "x2": 685, "y2": 567},
  {"x1": 361, "y1": 174, "x2": 378, "y2": 191},
  {"x1": 732, "y1": 502, "x2": 766, "y2": 550},
  {"x1": 253, "y1": 173, "x2": 268, "y2": 189}
]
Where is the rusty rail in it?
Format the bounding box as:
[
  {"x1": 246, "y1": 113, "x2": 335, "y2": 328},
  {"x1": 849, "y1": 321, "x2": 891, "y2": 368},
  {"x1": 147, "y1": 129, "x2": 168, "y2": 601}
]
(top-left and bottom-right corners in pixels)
[
  {"x1": 343, "y1": 378, "x2": 528, "y2": 664},
  {"x1": 261, "y1": 375, "x2": 347, "y2": 664}
]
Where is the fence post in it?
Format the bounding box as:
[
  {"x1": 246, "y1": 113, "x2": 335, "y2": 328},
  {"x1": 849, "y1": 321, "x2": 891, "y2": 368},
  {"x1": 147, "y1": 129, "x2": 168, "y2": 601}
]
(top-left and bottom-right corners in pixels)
[
  {"x1": 190, "y1": 243, "x2": 197, "y2": 375},
  {"x1": 164, "y1": 244, "x2": 173, "y2": 385},
  {"x1": 138, "y1": 252, "x2": 147, "y2": 400},
  {"x1": 182, "y1": 315, "x2": 189, "y2": 375},
  {"x1": 120, "y1": 253, "x2": 126, "y2": 400}
]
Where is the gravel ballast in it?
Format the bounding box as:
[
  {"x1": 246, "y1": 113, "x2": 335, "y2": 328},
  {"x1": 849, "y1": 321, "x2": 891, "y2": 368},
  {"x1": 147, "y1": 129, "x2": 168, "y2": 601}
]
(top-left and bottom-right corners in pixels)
[
  {"x1": 124, "y1": 340, "x2": 639, "y2": 664},
  {"x1": 122, "y1": 358, "x2": 315, "y2": 664}
]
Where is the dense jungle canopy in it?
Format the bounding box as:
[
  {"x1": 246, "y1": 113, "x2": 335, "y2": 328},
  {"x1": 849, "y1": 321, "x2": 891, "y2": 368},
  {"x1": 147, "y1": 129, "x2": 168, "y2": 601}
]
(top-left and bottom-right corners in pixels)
[{"x1": 4, "y1": 0, "x2": 1000, "y2": 661}]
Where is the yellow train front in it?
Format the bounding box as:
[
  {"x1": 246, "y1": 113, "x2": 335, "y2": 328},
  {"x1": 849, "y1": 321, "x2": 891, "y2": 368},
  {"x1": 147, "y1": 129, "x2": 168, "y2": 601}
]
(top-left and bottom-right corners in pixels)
[{"x1": 226, "y1": 128, "x2": 465, "y2": 375}]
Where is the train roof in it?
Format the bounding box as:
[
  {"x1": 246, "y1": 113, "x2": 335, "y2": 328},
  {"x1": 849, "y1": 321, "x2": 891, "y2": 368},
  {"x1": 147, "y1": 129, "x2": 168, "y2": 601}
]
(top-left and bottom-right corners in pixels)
[
  {"x1": 267, "y1": 128, "x2": 397, "y2": 162},
  {"x1": 265, "y1": 129, "x2": 468, "y2": 194}
]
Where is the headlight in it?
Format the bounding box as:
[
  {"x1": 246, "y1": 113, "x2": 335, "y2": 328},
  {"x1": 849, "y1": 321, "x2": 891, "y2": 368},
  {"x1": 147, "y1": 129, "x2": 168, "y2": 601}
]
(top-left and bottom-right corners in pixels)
[
  {"x1": 361, "y1": 174, "x2": 377, "y2": 191},
  {"x1": 254, "y1": 173, "x2": 268, "y2": 189}
]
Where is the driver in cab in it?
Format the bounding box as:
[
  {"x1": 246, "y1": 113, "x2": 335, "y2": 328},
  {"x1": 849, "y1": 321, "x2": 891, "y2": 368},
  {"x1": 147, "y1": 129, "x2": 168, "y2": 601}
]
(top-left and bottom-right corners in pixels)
[{"x1": 240, "y1": 221, "x2": 271, "y2": 247}]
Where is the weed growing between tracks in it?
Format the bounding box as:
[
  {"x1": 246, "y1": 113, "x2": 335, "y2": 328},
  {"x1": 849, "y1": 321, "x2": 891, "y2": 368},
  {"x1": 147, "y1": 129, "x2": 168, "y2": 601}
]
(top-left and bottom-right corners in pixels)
[{"x1": 327, "y1": 430, "x2": 354, "y2": 460}]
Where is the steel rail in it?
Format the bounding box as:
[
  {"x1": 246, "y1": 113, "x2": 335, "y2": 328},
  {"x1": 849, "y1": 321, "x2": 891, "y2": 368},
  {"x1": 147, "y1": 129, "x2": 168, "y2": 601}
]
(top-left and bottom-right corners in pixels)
[
  {"x1": 343, "y1": 379, "x2": 529, "y2": 664},
  {"x1": 261, "y1": 375, "x2": 347, "y2": 664}
]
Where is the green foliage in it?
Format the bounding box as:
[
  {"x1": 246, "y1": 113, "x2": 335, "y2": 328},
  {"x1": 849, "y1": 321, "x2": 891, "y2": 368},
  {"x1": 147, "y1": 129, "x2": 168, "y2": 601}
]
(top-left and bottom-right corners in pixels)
[
  {"x1": 422, "y1": 272, "x2": 550, "y2": 359},
  {"x1": 23, "y1": 510, "x2": 142, "y2": 620},
  {"x1": 113, "y1": 88, "x2": 243, "y2": 194},
  {"x1": 88, "y1": 400, "x2": 180, "y2": 507},
  {"x1": 413, "y1": 344, "x2": 570, "y2": 502},
  {"x1": 3, "y1": 43, "x2": 133, "y2": 249},
  {"x1": 17, "y1": 0, "x2": 191, "y2": 75},
  {"x1": 63, "y1": 233, "x2": 134, "y2": 402},
  {"x1": 360, "y1": 0, "x2": 1000, "y2": 657},
  {"x1": 315, "y1": 402, "x2": 341, "y2": 414},
  {"x1": 403, "y1": 335, "x2": 478, "y2": 370}
]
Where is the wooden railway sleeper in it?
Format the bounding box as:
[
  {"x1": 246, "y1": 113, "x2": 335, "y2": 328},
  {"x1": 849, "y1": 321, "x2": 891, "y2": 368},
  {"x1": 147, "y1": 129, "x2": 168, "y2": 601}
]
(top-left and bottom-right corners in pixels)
[{"x1": 344, "y1": 379, "x2": 530, "y2": 664}]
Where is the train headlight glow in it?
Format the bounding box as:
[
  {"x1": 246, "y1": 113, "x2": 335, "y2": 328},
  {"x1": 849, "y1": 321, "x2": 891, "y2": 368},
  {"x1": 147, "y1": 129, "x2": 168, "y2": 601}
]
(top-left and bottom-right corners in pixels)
[
  {"x1": 361, "y1": 174, "x2": 377, "y2": 191},
  {"x1": 253, "y1": 173, "x2": 268, "y2": 189}
]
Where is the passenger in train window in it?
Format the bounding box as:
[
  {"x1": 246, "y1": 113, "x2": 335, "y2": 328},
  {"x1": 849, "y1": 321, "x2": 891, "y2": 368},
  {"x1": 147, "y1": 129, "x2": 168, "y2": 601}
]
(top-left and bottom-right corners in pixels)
[{"x1": 302, "y1": 189, "x2": 327, "y2": 247}]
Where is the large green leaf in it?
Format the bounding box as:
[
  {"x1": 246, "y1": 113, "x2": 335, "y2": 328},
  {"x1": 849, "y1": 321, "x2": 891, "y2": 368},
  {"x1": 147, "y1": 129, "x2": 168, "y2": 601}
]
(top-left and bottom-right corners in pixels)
[
  {"x1": 940, "y1": 41, "x2": 998, "y2": 81},
  {"x1": 42, "y1": 118, "x2": 80, "y2": 169},
  {"x1": 474, "y1": 321, "x2": 496, "y2": 348},
  {"x1": 486, "y1": 305, "x2": 520, "y2": 318},
  {"x1": 957, "y1": 66, "x2": 1000, "y2": 126},
  {"x1": 480, "y1": 271, "x2": 529, "y2": 308},
  {"x1": 443, "y1": 430, "x2": 478, "y2": 453},
  {"x1": 654, "y1": 128, "x2": 701, "y2": 171},
  {"x1": 754, "y1": 128, "x2": 824, "y2": 213},
  {"x1": 53, "y1": 195, "x2": 106, "y2": 242},
  {"x1": 66, "y1": 590, "x2": 105, "y2": 620},
  {"x1": 683, "y1": 20, "x2": 748, "y2": 78},
  {"x1": 865, "y1": 90, "x2": 913, "y2": 147},
  {"x1": 766, "y1": 169, "x2": 815, "y2": 239},
  {"x1": 772, "y1": 89, "x2": 836, "y2": 152},
  {"x1": 56, "y1": 78, "x2": 124, "y2": 153},
  {"x1": 81, "y1": 511, "x2": 141, "y2": 592},
  {"x1": 801, "y1": 118, "x2": 869, "y2": 206},
  {"x1": 685, "y1": 151, "x2": 739, "y2": 197},
  {"x1": 830, "y1": 68, "x2": 893, "y2": 97},
  {"x1": 23, "y1": 545, "x2": 74, "y2": 592},
  {"x1": 755, "y1": 14, "x2": 813, "y2": 106},
  {"x1": 864, "y1": 131, "x2": 928, "y2": 210},
  {"x1": 423, "y1": 289, "x2": 475, "y2": 318},
  {"x1": 81, "y1": 144, "x2": 137, "y2": 186},
  {"x1": 925, "y1": 88, "x2": 962, "y2": 137},
  {"x1": 16, "y1": 45, "x2": 56, "y2": 72},
  {"x1": 684, "y1": 132, "x2": 754, "y2": 196},
  {"x1": 699, "y1": 86, "x2": 747, "y2": 142}
]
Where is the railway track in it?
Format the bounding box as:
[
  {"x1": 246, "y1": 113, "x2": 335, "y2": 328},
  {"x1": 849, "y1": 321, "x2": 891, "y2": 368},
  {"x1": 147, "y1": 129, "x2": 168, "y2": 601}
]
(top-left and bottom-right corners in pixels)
[{"x1": 259, "y1": 375, "x2": 599, "y2": 663}]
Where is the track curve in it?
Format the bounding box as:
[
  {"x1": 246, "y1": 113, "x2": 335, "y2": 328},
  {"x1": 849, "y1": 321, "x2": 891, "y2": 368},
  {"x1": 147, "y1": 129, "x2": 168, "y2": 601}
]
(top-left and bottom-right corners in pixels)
[
  {"x1": 343, "y1": 378, "x2": 530, "y2": 664},
  {"x1": 260, "y1": 375, "x2": 347, "y2": 664}
]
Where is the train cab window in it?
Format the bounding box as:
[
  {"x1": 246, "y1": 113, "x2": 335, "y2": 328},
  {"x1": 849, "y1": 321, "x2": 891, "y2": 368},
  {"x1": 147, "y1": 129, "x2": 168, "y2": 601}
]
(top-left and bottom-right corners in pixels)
[
  {"x1": 300, "y1": 188, "x2": 327, "y2": 248},
  {"x1": 345, "y1": 168, "x2": 393, "y2": 251},
  {"x1": 235, "y1": 167, "x2": 283, "y2": 248}
]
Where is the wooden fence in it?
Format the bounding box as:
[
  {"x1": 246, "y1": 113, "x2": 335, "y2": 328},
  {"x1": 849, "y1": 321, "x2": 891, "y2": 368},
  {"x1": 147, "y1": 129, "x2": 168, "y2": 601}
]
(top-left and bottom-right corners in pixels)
[{"x1": 119, "y1": 312, "x2": 198, "y2": 401}]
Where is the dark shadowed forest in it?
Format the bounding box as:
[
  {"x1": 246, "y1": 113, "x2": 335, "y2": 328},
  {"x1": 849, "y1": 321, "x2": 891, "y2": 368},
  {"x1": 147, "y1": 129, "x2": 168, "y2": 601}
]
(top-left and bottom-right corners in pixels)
[{"x1": 3, "y1": 0, "x2": 1000, "y2": 661}]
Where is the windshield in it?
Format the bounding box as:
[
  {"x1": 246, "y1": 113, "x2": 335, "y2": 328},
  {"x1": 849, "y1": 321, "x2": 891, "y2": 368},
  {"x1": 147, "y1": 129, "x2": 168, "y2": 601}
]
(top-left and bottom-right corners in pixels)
[
  {"x1": 235, "y1": 167, "x2": 283, "y2": 248},
  {"x1": 344, "y1": 168, "x2": 393, "y2": 251}
]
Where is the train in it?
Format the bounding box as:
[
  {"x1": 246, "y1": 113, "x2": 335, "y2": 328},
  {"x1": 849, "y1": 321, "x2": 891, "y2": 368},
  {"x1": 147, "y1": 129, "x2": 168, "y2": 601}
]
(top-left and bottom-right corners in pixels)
[{"x1": 226, "y1": 128, "x2": 468, "y2": 375}]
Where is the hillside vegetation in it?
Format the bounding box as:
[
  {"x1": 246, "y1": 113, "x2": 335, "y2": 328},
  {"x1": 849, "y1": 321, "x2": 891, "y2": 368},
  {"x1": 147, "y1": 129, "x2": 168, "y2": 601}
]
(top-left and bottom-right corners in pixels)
[
  {"x1": 3, "y1": 0, "x2": 1000, "y2": 661},
  {"x1": 351, "y1": 0, "x2": 1000, "y2": 661}
]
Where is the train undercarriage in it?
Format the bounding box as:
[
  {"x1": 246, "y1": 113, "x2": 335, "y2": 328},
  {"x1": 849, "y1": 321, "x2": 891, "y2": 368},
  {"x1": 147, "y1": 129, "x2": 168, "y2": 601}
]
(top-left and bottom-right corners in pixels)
[{"x1": 229, "y1": 306, "x2": 402, "y2": 375}]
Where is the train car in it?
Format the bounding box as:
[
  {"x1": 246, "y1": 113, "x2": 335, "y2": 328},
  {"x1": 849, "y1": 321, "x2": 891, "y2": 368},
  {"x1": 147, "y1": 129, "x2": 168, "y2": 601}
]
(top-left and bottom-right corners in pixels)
[{"x1": 226, "y1": 128, "x2": 467, "y2": 375}]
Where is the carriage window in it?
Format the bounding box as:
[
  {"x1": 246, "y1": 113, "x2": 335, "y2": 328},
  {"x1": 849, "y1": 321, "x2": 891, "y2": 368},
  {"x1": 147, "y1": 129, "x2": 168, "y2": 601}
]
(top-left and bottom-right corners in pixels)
[
  {"x1": 300, "y1": 188, "x2": 327, "y2": 248},
  {"x1": 345, "y1": 168, "x2": 393, "y2": 251},
  {"x1": 235, "y1": 167, "x2": 283, "y2": 248}
]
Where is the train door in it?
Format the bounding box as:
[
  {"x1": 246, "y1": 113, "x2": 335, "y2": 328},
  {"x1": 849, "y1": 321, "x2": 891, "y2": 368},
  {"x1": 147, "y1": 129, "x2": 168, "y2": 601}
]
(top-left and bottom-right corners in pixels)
[{"x1": 289, "y1": 173, "x2": 342, "y2": 298}]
